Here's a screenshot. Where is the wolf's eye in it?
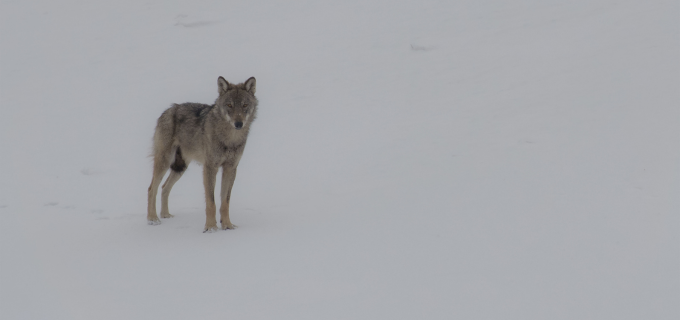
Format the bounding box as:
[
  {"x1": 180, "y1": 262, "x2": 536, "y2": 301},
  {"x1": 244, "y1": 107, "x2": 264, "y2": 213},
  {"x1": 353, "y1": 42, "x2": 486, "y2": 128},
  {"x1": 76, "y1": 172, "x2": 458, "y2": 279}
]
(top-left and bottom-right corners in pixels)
[
  {"x1": 243, "y1": 104, "x2": 248, "y2": 108},
  {"x1": 227, "y1": 104, "x2": 233, "y2": 108}
]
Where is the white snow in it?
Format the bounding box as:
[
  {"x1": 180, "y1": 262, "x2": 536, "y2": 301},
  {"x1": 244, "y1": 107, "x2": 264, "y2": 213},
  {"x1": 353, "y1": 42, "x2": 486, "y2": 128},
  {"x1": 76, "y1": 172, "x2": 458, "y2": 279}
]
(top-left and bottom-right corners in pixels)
[{"x1": 1, "y1": 0, "x2": 678, "y2": 319}]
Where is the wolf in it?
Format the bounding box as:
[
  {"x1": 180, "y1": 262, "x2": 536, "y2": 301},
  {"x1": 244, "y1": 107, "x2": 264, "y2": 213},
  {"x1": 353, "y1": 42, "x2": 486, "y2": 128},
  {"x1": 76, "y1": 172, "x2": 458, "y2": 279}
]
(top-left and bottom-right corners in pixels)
[{"x1": 147, "y1": 76, "x2": 258, "y2": 232}]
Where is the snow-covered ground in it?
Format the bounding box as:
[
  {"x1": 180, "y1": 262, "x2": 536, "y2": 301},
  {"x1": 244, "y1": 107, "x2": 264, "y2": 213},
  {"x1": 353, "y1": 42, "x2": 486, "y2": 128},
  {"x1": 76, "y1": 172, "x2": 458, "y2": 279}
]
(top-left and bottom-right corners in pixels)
[{"x1": 1, "y1": 0, "x2": 678, "y2": 319}]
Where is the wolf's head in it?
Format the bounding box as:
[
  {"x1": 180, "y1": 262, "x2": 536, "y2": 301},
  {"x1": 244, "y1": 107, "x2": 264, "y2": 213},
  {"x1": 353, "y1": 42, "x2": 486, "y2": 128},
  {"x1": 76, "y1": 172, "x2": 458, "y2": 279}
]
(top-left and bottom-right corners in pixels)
[{"x1": 215, "y1": 76, "x2": 258, "y2": 130}]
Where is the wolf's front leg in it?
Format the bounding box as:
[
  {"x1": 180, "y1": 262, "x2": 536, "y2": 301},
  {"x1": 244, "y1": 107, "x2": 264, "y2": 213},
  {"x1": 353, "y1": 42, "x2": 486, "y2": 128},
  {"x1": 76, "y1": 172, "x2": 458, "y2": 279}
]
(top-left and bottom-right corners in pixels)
[
  {"x1": 220, "y1": 167, "x2": 238, "y2": 230},
  {"x1": 203, "y1": 165, "x2": 219, "y2": 233}
]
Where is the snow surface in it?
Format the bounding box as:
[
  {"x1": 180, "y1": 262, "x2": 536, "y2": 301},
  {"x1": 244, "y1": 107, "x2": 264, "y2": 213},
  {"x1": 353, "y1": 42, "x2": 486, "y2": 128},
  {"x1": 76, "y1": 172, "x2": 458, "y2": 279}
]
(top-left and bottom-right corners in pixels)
[{"x1": 1, "y1": 0, "x2": 678, "y2": 319}]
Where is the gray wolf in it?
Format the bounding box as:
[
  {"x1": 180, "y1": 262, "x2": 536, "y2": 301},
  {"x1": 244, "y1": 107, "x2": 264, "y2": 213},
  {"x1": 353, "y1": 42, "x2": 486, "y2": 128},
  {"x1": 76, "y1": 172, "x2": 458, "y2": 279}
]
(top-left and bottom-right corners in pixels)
[{"x1": 147, "y1": 76, "x2": 258, "y2": 232}]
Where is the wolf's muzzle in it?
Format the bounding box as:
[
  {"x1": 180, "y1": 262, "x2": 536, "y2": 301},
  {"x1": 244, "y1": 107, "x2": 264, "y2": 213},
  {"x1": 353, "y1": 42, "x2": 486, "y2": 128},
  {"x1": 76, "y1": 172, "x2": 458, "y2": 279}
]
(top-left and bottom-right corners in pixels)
[{"x1": 234, "y1": 121, "x2": 243, "y2": 129}]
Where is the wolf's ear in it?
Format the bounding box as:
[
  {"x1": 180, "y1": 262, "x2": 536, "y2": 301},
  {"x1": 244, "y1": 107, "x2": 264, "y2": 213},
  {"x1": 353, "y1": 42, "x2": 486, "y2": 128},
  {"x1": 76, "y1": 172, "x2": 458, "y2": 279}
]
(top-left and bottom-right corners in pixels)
[
  {"x1": 244, "y1": 77, "x2": 256, "y2": 94},
  {"x1": 218, "y1": 76, "x2": 230, "y2": 95}
]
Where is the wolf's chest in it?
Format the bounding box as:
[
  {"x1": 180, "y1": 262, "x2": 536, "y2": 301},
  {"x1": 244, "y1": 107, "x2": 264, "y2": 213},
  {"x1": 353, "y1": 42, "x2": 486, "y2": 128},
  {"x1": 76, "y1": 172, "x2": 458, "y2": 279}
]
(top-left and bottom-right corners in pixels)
[{"x1": 214, "y1": 139, "x2": 245, "y2": 167}]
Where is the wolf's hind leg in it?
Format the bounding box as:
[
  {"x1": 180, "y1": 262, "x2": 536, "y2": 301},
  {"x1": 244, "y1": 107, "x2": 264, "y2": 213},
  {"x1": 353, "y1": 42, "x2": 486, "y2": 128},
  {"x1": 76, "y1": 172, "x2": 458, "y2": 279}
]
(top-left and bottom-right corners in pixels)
[
  {"x1": 160, "y1": 148, "x2": 188, "y2": 219},
  {"x1": 160, "y1": 168, "x2": 186, "y2": 218},
  {"x1": 148, "y1": 154, "x2": 171, "y2": 225}
]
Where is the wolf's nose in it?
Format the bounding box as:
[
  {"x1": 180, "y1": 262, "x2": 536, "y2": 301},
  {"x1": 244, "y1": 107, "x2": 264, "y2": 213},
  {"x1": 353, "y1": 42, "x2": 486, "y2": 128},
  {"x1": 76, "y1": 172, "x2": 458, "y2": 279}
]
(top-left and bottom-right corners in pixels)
[{"x1": 235, "y1": 122, "x2": 243, "y2": 129}]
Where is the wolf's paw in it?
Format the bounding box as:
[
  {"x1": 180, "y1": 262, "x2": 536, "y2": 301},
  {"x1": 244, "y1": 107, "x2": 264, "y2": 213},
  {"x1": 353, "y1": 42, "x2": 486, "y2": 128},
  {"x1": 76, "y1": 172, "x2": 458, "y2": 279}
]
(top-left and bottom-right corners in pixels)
[
  {"x1": 160, "y1": 212, "x2": 174, "y2": 219},
  {"x1": 147, "y1": 217, "x2": 161, "y2": 225},
  {"x1": 203, "y1": 225, "x2": 219, "y2": 233},
  {"x1": 221, "y1": 223, "x2": 238, "y2": 230},
  {"x1": 203, "y1": 221, "x2": 218, "y2": 233}
]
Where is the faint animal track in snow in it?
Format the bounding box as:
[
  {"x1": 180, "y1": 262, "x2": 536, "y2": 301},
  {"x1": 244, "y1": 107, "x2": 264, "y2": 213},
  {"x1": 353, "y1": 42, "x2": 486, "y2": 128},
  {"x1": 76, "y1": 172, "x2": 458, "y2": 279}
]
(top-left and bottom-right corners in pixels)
[
  {"x1": 0, "y1": 205, "x2": 7, "y2": 208},
  {"x1": 44, "y1": 202, "x2": 59, "y2": 206},
  {"x1": 176, "y1": 21, "x2": 218, "y2": 28},
  {"x1": 96, "y1": 217, "x2": 110, "y2": 220},
  {"x1": 410, "y1": 44, "x2": 435, "y2": 52},
  {"x1": 410, "y1": 35, "x2": 444, "y2": 52},
  {"x1": 174, "y1": 14, "x2": 219, "y2": 28},
  {"x1": 91, "y1": 209, "x2": 104, "y2": 214},
  {"x1": 520, "y1": 139, "x2": 538, "y2": 145}
]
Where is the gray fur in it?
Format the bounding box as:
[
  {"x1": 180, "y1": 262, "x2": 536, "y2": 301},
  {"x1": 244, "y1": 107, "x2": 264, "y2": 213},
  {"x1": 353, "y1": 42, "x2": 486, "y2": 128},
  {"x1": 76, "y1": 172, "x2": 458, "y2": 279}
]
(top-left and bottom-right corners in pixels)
[{"x1": 147, "y1": 77, "x2": 258, "y2": 232}]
